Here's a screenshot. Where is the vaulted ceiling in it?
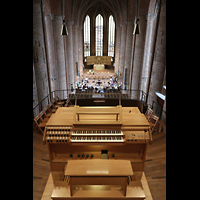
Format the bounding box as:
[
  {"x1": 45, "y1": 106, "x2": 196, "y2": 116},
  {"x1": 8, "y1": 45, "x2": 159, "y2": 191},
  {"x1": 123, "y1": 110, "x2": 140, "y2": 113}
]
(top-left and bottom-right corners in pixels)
[{"x1": 44, "y1": 0, "x2": 150, "y2": 28}]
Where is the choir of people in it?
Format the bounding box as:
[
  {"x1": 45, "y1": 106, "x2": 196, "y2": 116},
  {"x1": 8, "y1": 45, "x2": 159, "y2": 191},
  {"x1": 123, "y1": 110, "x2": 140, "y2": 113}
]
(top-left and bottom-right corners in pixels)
[{"x1": 74, "y1": 74, "x2": 122, "y2": 93}]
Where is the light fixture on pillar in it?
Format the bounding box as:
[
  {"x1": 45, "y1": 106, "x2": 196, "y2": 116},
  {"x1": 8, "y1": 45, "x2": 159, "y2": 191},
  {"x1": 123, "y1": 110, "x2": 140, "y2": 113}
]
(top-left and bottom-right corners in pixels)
[
  {"x1": 61, "y1": 0, "x2": 68, "y2": 35},
  {"x1": 61, "y1": 19, "x2": 68, "y2": 35},
  {"x1": 133, "y1": 0, "x2": 140, "y2": 34},
  {"x1": 133, "y1": 18, "x2": 140, "y2": 34}
]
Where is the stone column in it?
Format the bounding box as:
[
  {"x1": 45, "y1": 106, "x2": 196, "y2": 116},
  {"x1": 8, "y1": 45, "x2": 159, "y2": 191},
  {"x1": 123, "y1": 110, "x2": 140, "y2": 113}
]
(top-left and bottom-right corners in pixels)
[
  {"x1": 33, "y1": 61, "x2": 39, "y2": 117},
  {"x1": 65, "y1": 21, "x2": 75, "y2": 89},
  {"x1": 114, "y1": 25, "x2": 121, "y2": 74},
  {"x1": 130, "y1": 15, "x2": 147, "y2": 98},
  {"x1": 161, "y1": 94, "x2": 166, "y2": 123},
  {"x1": 90, "y1": 16, "x2": 95, "y2": 56},
  {"x1": 33, "y1": 1, "x2": 49, "y2": 107},
  {"x1": 43, "y1": 14, "x2": 57, "y2": 92},
  {"x1": 129, "y1": 0, "x2": 150, "y2": 95},
  {"x1": 78, "y1": 25, "x2": 84, "y2": 77},
  {"x1": 73, "y1": 23, "x2": 79, "y2": 81},
  {"x1": 54, "y1": 16, "x2": 67, "y2": 93},
  {"x1": 140, "y1": 0, "x2": 162, "y2": 102},
  {"x1": 124, "y1": 21, "x2": 134, "y2": 89},
  {"x1": 103, "y1": 16, "x2": 108, "y2": 56},
  {"x1": 147, "y1": 0, "x2": 166, "y2": 104},
  {"x1": 118, "y1": 24, "x2": 127, "y2": 89}
]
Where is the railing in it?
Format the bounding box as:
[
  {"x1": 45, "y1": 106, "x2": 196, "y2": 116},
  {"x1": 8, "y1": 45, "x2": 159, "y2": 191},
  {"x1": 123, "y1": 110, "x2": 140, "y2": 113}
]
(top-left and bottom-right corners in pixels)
[
  {"x1": 33, "y1": 89, "x2": 147, "y2": 118},
  {"x1": 33, "y1": 90, "x2": 69, "y2": 118},
  {"x1": 151, "y1": 100, "x2": 166, "y2": 121}
]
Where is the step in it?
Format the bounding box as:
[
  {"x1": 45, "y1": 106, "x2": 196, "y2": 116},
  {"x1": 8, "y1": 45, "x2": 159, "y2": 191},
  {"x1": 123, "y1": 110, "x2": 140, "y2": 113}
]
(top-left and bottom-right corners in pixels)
[{"x1": 51, "y1": 181, "x2": 145, "y2": 200}]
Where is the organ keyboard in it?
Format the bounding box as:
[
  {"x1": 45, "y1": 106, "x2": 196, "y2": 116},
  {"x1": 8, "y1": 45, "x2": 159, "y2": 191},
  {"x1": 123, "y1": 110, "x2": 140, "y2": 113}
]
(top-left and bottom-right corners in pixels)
[
  {"x1": 42, "y1": 105, "x2": 153, "y2": 199},
  {"x1": 71, "y1": 130, "x2": 124, "y2": 143}
]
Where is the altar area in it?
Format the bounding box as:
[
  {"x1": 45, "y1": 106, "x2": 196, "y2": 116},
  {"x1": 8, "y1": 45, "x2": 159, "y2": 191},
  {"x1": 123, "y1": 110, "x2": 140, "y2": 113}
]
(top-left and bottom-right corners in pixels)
[{"x1": 93, "y1": 64, "x2": 105, "y2": 70}]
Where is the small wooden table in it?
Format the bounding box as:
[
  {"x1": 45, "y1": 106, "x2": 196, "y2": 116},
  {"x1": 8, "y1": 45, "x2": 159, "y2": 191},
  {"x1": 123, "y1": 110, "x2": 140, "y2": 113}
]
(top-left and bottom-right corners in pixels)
[{"x1": 65, "y1": 160, "x2": 133, "y2": 196}]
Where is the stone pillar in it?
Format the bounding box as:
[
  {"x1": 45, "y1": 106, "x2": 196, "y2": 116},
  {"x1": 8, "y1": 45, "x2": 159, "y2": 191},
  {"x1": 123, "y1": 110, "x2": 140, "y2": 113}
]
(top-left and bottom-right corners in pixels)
[
  {"x1": 43, "y1": 14, "x2": 57, "y2": 92},
  {"x1": 114, "y1": 25, "x2": 121, "y2": 74},
  {"x1": 90, "y1": 16, "x2": 95, "y2": 56},
  {"x1": 147, "y1": 0, "x2": 166, "y2": 104},
  {"x1": 131, "y1": 15, "x2": 147, "y2": 92},
  {"x1": 78, "y1": 25, "x2": 84, "y2": 77},
  {"x1": 54, "y1": 16, "x2": 67, "y2": 93},
  {"x1": 73, "y1": 23, "x2": 79, "y2": 81},
  {"x1": 65, "y1": 22, "x2": 75, "y2": 89},
  {"x1": 124, "y1": 21, "x2": 134, "y2": 89},
  {"x1": 161, "y1": 95, "x2": 166, "y2": 123},
  {"x1": 118, "y1": 24, "x2": 127, "y2": 88},
  {"x1": 140, "y1": 0, "x2": 161, "y2": 100},
  {"x1": 103, "y1": 16, "x2": 108, "y2": 56},
  {"x1": 129, "y1": 0, "x2": 150, "y2": 96},
  {"x1": 33, "y1": 1, "x2": 49, "y2": 107},
  {"x1": 33, "y1": 61, "x2": 39, "y2": 117}
]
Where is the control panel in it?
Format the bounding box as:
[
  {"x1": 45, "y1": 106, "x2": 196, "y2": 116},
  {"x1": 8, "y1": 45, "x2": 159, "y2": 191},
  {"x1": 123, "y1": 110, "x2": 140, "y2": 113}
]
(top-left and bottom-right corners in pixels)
[
  {"x1": 68, "y1": 153, "x2": 95, "y2": 159},
  {"x1": 67, "y1": 150, "x2": 116, "y2": 160},
  {"x1": 125, "y1": 130, "x2": 149, "y2": 143},
  {"x1": 44, "y1": 127, "x2": 71, "y2": 143}
]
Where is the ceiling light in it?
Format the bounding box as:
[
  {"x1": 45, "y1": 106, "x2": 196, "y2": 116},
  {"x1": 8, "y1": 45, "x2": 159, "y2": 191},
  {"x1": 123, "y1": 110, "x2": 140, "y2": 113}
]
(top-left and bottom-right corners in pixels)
[{"x1": 61, "y1": 20, "x2": 68, "y2": 35}]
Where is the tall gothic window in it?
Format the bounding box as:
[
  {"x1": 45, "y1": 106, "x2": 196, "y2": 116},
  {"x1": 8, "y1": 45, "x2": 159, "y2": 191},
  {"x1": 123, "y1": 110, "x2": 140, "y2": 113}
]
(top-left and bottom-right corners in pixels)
[
  {"x1": 95, "y1": 14, "x2": 103, "y2": 56},
  {"x1": 84, "y1": 15, "x2": 90, "y2": 57},
  {"x1": 108, "y1": 15, "x2": 115, "y2": 57}
]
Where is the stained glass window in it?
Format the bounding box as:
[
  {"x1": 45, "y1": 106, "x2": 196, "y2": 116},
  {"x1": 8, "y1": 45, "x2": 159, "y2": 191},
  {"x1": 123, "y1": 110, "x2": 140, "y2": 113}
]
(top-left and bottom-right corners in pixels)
[
  {"x1": 95, "y1": 14, "x2": 103, "y2": 56},
  {"x1": 84, "y1": 15, "x2": 90, "y2": 57},
  {"x1": 108, "y1": 15, "x2": 115, "y2": 57}
]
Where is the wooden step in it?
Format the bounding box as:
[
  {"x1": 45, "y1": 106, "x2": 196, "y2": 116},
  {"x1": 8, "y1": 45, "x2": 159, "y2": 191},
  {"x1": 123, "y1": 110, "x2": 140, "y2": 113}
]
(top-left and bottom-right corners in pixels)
[{"x1": 51, "y1": 181, "x2": 145, "y2": 199}]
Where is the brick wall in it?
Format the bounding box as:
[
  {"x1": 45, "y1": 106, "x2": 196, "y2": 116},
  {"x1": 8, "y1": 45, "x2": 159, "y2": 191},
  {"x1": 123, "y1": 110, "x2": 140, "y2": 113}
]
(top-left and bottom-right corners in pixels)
[{"x1": 33, "y1": 0, "x2": 166, "y2": 107}]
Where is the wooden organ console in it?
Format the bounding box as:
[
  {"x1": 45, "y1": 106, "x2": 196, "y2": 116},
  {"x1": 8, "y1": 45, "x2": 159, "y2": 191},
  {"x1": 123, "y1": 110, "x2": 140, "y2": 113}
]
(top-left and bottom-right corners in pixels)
[{"x1": 41, "y1": 105, "x2": 153, "y2": 200}]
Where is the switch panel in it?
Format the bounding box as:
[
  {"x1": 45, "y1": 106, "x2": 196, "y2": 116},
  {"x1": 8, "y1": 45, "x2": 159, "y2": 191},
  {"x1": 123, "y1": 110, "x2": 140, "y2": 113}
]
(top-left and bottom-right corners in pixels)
[{"x1": 125, "y1": 131, "x2": 149, "y2": 142}]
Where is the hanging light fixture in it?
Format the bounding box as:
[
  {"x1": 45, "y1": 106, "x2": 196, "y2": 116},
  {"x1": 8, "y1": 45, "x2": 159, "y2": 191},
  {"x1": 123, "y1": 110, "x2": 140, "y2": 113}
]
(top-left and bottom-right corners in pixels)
[
  {"x1": 133, "y1": 18, "x2": 140, "y2": 34},
  {"x1": 61, "y1": 19, "x2": 68, "y2": 35},
  {"x1": 61, "y1": 0, "x2": 68, "y2": 35},
  {"x1": 133, "y1": 0, "x2": 140, "y2": 34}
]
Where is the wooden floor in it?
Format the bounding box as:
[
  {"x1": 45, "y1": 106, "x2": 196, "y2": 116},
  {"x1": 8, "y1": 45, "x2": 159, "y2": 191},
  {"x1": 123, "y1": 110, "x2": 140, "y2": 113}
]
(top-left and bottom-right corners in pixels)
[{"x1": 33, "y1": 129, "x2": 166, "y2": 200}]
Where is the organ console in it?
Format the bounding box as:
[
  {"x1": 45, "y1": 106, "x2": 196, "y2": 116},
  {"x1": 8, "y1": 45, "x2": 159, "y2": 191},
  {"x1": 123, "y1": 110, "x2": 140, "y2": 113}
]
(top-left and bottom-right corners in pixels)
[{"x1": 42, "y1": 105, "x2": 153, "y2": 200}]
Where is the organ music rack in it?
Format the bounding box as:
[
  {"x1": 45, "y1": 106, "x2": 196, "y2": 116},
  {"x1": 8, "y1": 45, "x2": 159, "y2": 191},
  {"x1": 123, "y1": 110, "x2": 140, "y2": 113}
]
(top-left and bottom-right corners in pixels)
[{"x1": 42, "y1": 105, "x2": 153, "y2": 200}]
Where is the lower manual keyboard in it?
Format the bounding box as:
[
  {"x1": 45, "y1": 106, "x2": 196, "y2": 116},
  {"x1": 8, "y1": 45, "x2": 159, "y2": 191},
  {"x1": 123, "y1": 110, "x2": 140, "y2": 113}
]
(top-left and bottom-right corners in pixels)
[{"x1": 71, "y1": 136, "x2": 124, "y2": 142}]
